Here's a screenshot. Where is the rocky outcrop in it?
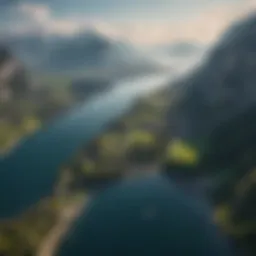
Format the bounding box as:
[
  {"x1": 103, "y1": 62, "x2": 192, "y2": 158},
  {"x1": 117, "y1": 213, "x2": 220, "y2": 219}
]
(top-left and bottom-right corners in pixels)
[{"x1": 0, "y1": 46, "x2": 30, "y2": 102}]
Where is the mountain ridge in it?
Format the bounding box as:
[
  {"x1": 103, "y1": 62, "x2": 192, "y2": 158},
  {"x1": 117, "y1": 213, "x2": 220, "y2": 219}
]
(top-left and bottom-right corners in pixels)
[{"x1": 166, "y1": 13, "x2": 256, "y2": 141}]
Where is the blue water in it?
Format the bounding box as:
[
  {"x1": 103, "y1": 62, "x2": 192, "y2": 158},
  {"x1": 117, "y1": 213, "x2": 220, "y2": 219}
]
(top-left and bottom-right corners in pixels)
[{"x1": 0, "y1": 73, "x2": 171, "y2": 219}]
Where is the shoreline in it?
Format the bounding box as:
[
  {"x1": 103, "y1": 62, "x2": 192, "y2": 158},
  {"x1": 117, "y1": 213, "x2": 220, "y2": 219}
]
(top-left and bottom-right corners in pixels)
[{"x1": 0, "y1": 73, "x2": 171, "y2": 255}]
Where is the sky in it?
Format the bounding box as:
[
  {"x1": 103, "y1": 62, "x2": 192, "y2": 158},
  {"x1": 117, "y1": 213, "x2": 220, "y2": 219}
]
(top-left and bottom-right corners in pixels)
[{"x1": 0, "y1": 0, "x2": 255, "y2": 45}]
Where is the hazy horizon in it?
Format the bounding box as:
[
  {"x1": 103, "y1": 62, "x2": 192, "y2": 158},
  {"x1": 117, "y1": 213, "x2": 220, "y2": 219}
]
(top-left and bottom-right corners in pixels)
[{"x1": 0, "y1": 0, "x2": 255, "y2": 46}]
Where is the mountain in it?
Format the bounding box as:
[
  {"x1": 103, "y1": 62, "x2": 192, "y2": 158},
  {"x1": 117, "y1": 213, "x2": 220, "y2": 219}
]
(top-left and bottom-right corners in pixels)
[
  {"x1": 163, "y1": 41, "x2": 205, "y2": 57},
  {"x1": 2, "y1": 34, "x2": 47, "y2": 68},
  {"x1": 146, "y1": 41, "x2": 208, "y2": 75},
  {"x1": 3, "y1": 30, "x2": 166, "y2": 79},
  {"x1": 166, "y1": 13, "x2": 256, "y2": 141},
  {"x1": 43, "y1": 32, "x2": 112, "y2": 72}
]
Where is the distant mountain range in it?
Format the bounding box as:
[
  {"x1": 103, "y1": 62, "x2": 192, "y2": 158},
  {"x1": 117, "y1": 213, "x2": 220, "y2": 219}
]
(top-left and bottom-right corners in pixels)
[
  {"x1": 166, "y1": 13, "x2": 256, "y2": 141},
  {"x1": 161, "y1": 41, "x2": 205, "y2": 57},
  {"x1": 2, "y1": 30, "x2": 167, "y2": 79},
  {"x1": 145, "y1": 41, "x2": 208, "y2": 75}
]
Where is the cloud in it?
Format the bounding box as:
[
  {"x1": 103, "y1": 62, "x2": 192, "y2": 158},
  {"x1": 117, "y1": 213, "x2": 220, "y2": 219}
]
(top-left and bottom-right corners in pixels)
[
  {"x1": 20, "y1": 3, "x2": 50, "y2": 22},
  {"x1": 13, "y1": 3, "x2": 82, "y2": 35},
  {"x1": 2, "y1": 3, "x2": 89, "y2": 36},
  {"x1": 2, "y1": 0, "x2": 255, "y2": 45},
  {"x1": 106, "y1": 1, "x2": 255, "y2": 45}
]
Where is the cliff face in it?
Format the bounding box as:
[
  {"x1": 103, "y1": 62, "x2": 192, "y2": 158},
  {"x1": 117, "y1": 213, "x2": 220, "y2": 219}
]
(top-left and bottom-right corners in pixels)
[
  {"x1": 0, "y1": 46, "x2": 30, "y2": 102},
  {"x1": 0, "y1": 47, "x2": 12, "y2": 68},
  {"x1": 167, "y1": 13, "x2": 256, "y2": 141}
]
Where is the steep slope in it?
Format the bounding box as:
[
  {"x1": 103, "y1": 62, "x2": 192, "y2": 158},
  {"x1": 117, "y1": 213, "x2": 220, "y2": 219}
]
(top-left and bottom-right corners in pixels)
[
  {"x1": 0, "y1": 46, "x2": 29, "y2": 102},
  {"x1": 167, "y1": 13, "x2": 256, "y2": 142}
]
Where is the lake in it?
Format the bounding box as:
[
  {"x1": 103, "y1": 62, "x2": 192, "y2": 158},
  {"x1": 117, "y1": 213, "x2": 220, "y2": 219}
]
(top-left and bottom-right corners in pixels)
[{"x1": 0, "y1": 72, "x2": 172, "y2": 218}]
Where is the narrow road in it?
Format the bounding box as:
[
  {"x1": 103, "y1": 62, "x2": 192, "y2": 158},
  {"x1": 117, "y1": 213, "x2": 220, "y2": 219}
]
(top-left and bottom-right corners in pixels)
[
  {"x1": 35, "y1": 164, "x2": 159, "y2": 256},
  {"x1": 36, "y1": 199, "x2": 86, "y2": 256}
]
